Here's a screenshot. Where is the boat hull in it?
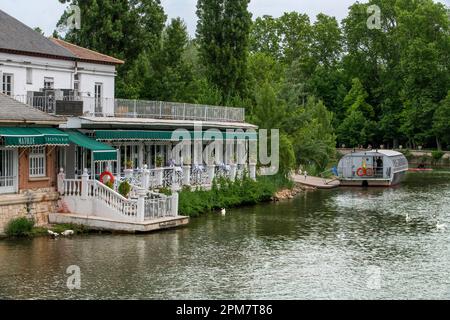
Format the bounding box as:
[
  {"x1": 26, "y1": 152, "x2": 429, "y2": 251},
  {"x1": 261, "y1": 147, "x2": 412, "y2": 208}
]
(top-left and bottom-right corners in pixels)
[{"x1": 339, "y1": 171, "x2": 406, "y2": 187}]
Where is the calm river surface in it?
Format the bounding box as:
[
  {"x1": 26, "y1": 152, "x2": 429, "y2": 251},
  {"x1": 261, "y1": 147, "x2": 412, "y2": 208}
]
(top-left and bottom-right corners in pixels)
[{"x1": 0, "y1": 172, "x2": 449, "y2": 299}]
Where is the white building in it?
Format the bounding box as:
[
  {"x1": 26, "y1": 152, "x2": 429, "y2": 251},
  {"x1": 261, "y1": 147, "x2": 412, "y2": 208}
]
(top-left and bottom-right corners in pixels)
[{"x1": 0, "y1": 9, "x2": 123, "y2": 116}]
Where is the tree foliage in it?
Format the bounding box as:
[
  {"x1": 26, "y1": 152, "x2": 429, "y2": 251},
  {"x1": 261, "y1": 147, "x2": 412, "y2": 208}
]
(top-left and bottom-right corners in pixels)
[{"x1": 196, "y1": 0, "x2": 252, "y2": 102}]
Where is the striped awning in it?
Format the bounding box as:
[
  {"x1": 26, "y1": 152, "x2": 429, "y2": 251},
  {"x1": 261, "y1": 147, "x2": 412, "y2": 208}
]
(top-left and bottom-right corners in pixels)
[
  {"x1": 0, "y1": 127, "x2": 69, "y2": 147},
  {"x1": 94, "y1": 130, "x2": 258, "y2": 141}
]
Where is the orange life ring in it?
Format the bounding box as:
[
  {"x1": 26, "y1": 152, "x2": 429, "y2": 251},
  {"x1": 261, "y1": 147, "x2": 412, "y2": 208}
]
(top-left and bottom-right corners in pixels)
[
  {"x1": 356, "y1": 167, "x2": 366, "y2": 177},
  {"x1": 99, "y1": 171, "x2": 115, "y2": 185},
  {"x1": 365, "y1": 168, "x2": 374, "y2": 176}
]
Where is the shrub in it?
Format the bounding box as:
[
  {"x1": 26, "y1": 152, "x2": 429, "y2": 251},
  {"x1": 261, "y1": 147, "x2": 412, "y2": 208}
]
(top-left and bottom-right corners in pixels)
[
  {"x1": 178, "y1": 174, "x2": 289, "y2": 217},
  {"x1": 158, "y1": 187, "x2": 172, "y2": 196},
  {"x1": 118, "y1": 181, "x2": 131, "y2": 198},
  {"x1": 5, "y1": 217, "x2": 35, "y2": 237},
  {"x1": 431, "y1": 150, "x2": 445, "y2": 164},
  {"x1": 401, "y1": 149, "x2": 413, "y2": 161}
]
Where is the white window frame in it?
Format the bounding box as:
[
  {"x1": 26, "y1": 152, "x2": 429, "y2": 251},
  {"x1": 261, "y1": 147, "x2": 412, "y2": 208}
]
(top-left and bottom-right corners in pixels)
[
  {"x1": 29, "y1": 147, "x2": 46, "y2": 178},
  {"x1": 26, "y1": 67, "x2": 33, "y2": 85},
  {"x1": 2, "y1": 73, "x2": 14, "y2": 96},
  {"x1": 44, "y1": 77, "x2": 54, "y2": 90},
  {"x1": 0, "y1": 148, "x2": 18, "y2": 194}
]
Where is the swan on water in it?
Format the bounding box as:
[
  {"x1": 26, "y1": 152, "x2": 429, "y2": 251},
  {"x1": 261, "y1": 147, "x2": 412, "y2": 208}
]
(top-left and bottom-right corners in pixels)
[
  {"x1": 61, "y1": 230, "x2": 74, "y2": 236},
  {"x1": 221, "y1": 208, "x2": 226, "y2": 215},
  {"x1": 47, "y1": 230, "x2": 59, "y2": 238},
  {"x1": 436, "y1": 220, "x2": 447, "y2": 231},
  {"x1": 405, "y1": 213, "x2": 411, "y2": 223}
]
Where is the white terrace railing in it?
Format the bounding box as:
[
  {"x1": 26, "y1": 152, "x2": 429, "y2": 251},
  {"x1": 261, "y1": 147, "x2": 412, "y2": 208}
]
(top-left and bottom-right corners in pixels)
[
  {"x1": 120, "y1": 164, "x2": 256, "y2": 191},
  {"x1": 114, "y1": 99, "x2": 245, "y2": 123},
  {"x1": 58, "y1": 169, "x2": 178, "y2": 222},
  {"x1": 13, "y1": 95, "x2": 246, "y2": 123}
]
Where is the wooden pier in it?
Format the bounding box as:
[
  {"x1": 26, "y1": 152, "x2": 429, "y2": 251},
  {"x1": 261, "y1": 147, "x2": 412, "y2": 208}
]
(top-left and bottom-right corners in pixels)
[{"x1": 291, "y1": 174, "x2": 340, "y2": 189}]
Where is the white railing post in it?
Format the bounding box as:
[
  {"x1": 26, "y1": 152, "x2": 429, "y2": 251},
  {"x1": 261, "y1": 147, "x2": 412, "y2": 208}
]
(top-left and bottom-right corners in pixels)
[
  {"x1": 249, "y1": 163, "x2": 257, "y2": 181},
  {"x1": 182, "y1": 165, "x2": 191, "y2": 186},
  {"x1": 124, "y1": 168, "x2": 133, "y2": 180},
  {"x1": 142, "y1": 165, "x2": 150, "y2": 190},
  {"x1": 57, "y1": 168, "x2": 66, "y2": 195},
  {"x1": 207, "y1": 165, "x2": 215, "y2": 185},
  {"x1": 230, "y1": 164, "x2": 237, "y2": 182},
  {"x1": 136, "y1": 188, "x2": 146, "y2": 223},
  {"x1": 171, "y1": 192, "x2": 179, "y2": 217},
  {"x1": 81, "y1": 168, "x2": 89, "y2": 200},
  {"x1": 155, "y1": 168, "x2": 164, "y2": 187}
]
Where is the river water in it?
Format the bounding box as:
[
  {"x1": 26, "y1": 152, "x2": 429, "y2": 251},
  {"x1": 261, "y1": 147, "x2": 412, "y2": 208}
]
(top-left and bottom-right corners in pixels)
[{"x1": 0, "y1": 172, "x2": 449, "y2": 300}]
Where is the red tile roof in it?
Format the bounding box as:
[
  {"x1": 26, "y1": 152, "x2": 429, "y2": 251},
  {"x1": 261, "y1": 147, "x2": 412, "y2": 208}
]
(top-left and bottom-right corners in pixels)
[{"x1": 50, "y1": 38, "x2": 124, "y2": 65}]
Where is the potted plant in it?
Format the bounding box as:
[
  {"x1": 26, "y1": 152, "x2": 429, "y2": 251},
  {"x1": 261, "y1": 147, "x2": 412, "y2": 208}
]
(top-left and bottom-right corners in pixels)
[
  {"x1": 125, "y1": 160, "x2": 133, "y2": 169},
  {"x1": 118, "y1": 181, "x2": 131, "y2": 198},
  {"x1": 155, "y1": 154, "x2": 164, "y2": 167}
]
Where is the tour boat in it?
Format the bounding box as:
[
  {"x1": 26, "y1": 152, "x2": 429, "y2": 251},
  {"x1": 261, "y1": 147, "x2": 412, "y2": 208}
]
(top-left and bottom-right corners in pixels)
[{"x1": 337, "y1": 150, "x2": 408, "y2": 187}]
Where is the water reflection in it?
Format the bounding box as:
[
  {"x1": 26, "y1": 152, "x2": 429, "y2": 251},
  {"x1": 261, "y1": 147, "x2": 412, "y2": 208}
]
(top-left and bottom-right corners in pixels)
[{"x1": 0, "y1": 172, "x2": 449, "y2": 299}]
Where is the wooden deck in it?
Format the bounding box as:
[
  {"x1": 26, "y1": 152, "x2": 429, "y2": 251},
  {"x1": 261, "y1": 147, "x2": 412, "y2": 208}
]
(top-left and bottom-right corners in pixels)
[
  {"x1": 49, "y1": 213, "x2": 189, "y2": 233},
  {"x1": 291, "y1": 174, "x2": 340, "y2": 189}
]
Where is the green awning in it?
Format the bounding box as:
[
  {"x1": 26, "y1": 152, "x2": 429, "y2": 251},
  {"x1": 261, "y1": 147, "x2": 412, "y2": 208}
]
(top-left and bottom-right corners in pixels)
[
  {"x1": 95, "y1": 130, "x2": 258, "y2": 141},
  {"x1": 34, "y1": 128, "x2": 69, "y2": 145},
  {"x1": 0, "y1": 127, "x2": 69, "y2": 147},
  {"x1": 67, "y1": 130, "x2": 117, "y2": 162},
  {"x1": 95, "y1": 130, "x2": 173, "y2": 141}
]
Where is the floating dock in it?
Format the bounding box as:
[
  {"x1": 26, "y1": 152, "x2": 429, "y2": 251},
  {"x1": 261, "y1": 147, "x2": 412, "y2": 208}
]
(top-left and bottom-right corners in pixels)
[
  {"x1": 291, "y1": 174, "x2": 340, "y2": 189},
  {"x1": 49, "y1": 213, "x2": 189, "y2": 233}
]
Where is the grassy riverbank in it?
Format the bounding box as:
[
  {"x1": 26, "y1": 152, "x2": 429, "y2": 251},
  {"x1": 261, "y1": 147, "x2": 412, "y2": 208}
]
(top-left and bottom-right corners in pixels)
[
  {"x1": 2, "y1": 218, "x2": 88, "y2": 238},
  {"x1": 179, "y1": 175, "x2": 293, "y2": 217}
]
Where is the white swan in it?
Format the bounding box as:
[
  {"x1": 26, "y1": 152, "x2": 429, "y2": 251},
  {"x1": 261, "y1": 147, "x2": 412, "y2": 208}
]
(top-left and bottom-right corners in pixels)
[
  {"x1": 436, "y1": 220, "x2": 447, "y2": 231},
  {"x1": 405, "y1": 213, "x2": 411, "y2": 223},
  {"x1": 221, "y1": 208, "x2": 226, "y2": 215},
  {"x1": 61, "y1": 230, "x2": 74, "y2": 236},
  {"x1": 47, "y1": 230, "x2": 59, "y2": 237}
]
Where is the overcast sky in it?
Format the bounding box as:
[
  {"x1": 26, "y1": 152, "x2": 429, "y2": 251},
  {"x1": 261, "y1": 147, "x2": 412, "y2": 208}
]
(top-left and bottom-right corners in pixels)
[{"x1": 0, "y1": 0, "x2": 448, "y2": 36}]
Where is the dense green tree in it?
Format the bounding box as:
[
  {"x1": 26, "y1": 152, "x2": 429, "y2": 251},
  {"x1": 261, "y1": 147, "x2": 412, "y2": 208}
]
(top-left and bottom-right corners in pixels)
[
  {"x1": 433, "y1": 91, "x2": 450, "y2": 150},
  {"x1": 338, "y1": 78, "x2": 376, "y2": 147},
  {"x1": 250, "y1": 15, "x2": 282, "y2": 60},
  {"x1": 142, "y1": 18, "x2": 196, "y2": 102},
  {"x1": 397, "y1": 0, "x2": 450, "y2": 148},
  {"x1": 343, "y1": 78, "x2": 375, "y2": 119},
  {"x1": 292, "y1": 97, "x2": 336, "y2": 172},
  {"x1": 252, "y1": 82, "x2": 286, "y2": 130},
  {"x1": 196, "y1": 0, "x2": 252, "y2": 102},
  {"x1": 337, "y1": 110, "x2": 375, "y2": 148},
  {"x1": 57, "y1": 0, "x2": 167, "y2": 98},
  {"x1": 311, "y1": 13, "x2": 342, "y2": 67}
]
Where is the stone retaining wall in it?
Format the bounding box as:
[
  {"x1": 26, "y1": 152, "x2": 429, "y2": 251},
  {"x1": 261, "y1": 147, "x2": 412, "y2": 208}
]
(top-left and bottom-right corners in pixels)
[{"x1": 0, "y1": 189, "x2": 59, "y2": 235}]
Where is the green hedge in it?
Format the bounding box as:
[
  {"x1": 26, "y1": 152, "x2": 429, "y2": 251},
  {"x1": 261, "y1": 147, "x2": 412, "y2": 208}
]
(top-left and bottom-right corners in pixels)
[
  {"x1": 5, "y1": 217, "x2": 35, "y2": 237},
  {"x1": 179, "y1": 174, "x2": 292, "y2": 217}
]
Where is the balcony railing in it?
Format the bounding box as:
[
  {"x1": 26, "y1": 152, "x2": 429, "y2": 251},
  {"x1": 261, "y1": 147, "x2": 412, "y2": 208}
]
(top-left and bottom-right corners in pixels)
[
  {"x1": 114, "y1": 99, "x2": 245, "y2": 122},
  {"x1": 13, "y1": 95, "x2": 246, "y2": 123}
]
